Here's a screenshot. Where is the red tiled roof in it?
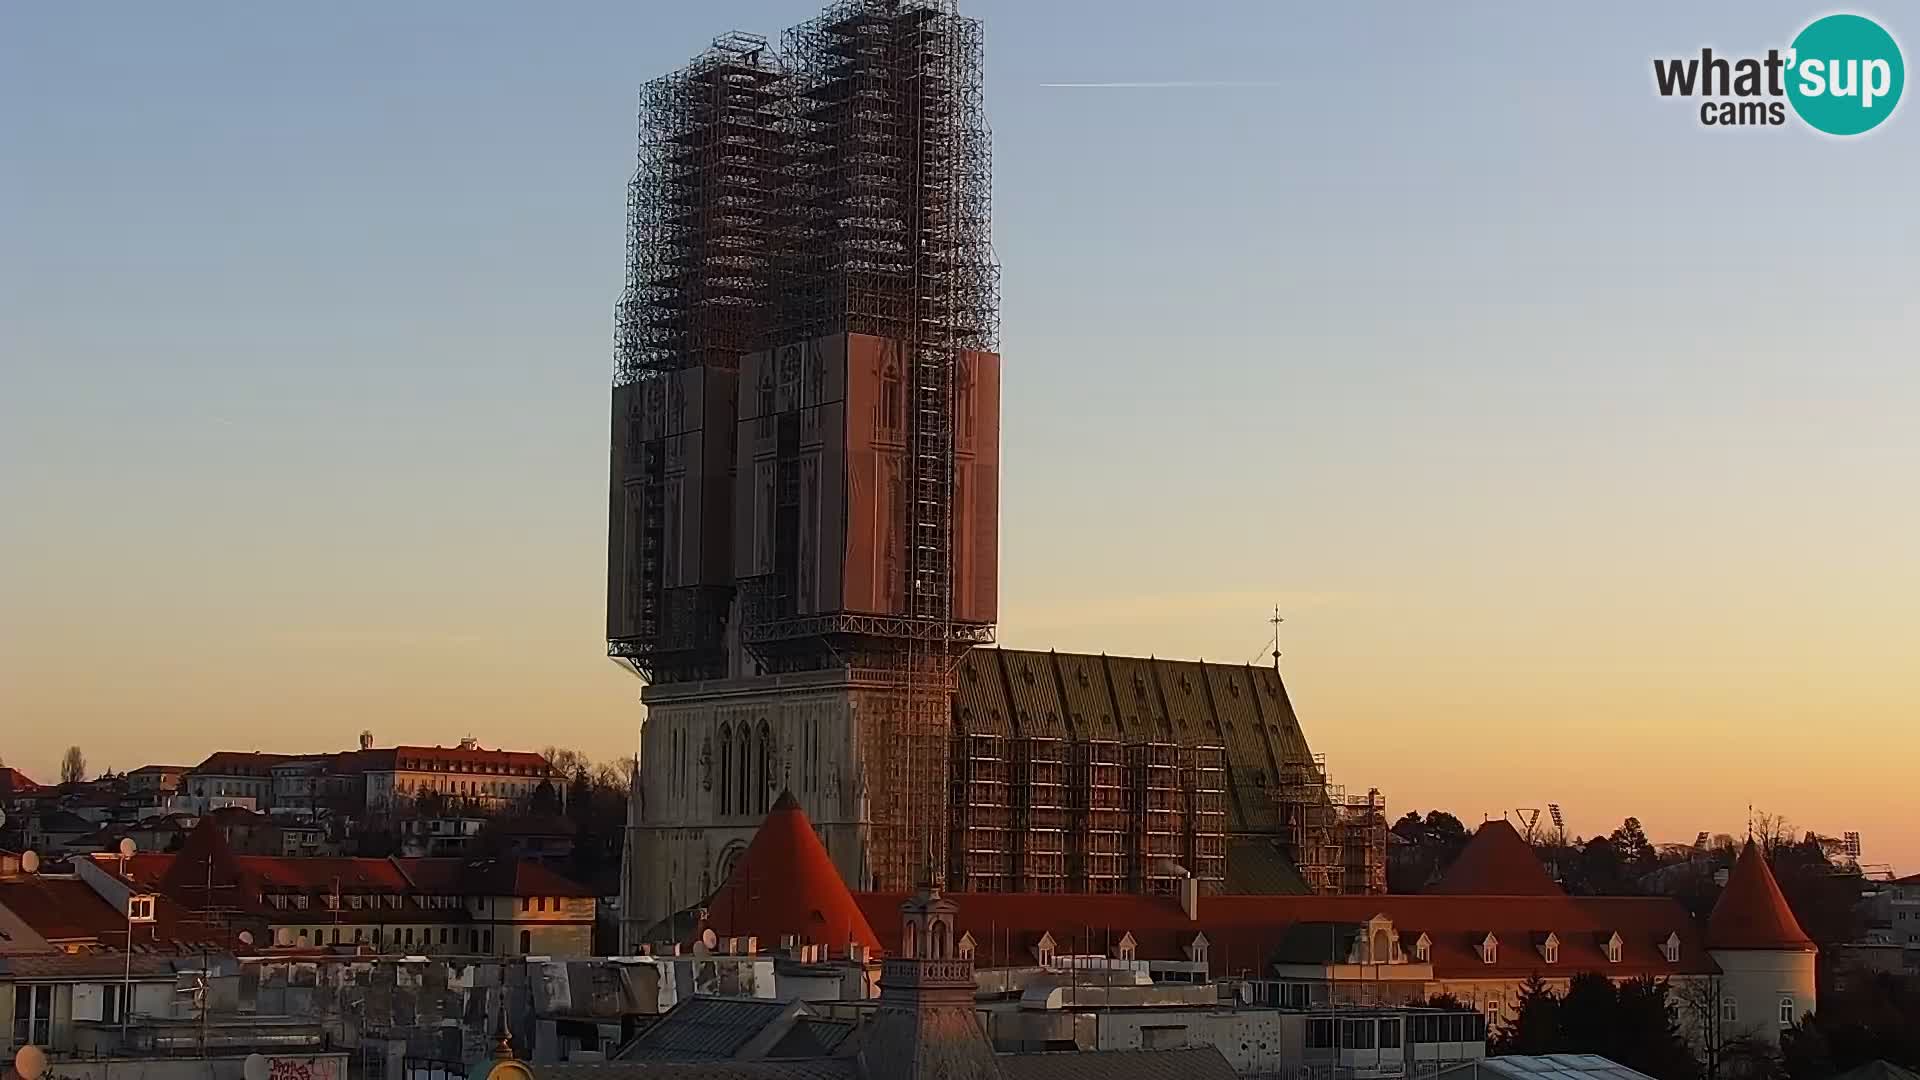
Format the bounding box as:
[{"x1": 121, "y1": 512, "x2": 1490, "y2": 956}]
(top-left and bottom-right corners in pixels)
[
  {"x1": 1707, "y1": 841, "x2": 1815, "y2": 951},
  {"x1": 0, "y1": 870, "x2": 220, "y2": 953},
  {"x1": 0, "y1": 876, "x2": 127, "y2": 942},
  {"x1": 1432, "y1": 820, "x2": 1562, "y2": 896},
  {"x1": 837, "y1": 890, "x2": 1717, "y2": 979},
  {"x1": 706, "y1": 791, "x2": 880, "y2": 956},
  {"x1": 397, "y1": 857, "x2": 596, "y2": 898},
  {"x1": 1, "y1": 767, "x2": 45, "y2": 794},
  {"x1": 191, "y1": 752, "x2": 300, "y2": 777}
]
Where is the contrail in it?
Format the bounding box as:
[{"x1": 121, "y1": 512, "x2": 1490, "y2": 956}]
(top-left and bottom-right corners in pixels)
[{"x1": 1040, "y1": 80, "x2": 1290, "y2": 88}]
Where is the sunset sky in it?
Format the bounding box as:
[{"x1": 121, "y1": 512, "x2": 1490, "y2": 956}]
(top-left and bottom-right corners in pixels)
[{"x1": 4, "y1": 2, "x2": 1915, "y2": 871}]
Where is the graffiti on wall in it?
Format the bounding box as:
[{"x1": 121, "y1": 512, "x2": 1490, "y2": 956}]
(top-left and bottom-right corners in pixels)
[{"x1": 267, "y1": 1057, "x2": 343, "y2": 1080}]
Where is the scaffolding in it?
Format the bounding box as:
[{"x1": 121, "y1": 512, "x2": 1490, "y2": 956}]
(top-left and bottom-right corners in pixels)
[
  {"x1": 617, "y1": 32, "x2": 788, "y2": 383},
  {"x1": 1277, "y1": 755, "x2": 1387, "y2": 895},
  {"x1": 611, "y1": 0, "x2": 999, "y2": 888},
  {"x1": 1071, "y1": 739, "x2": 1128, "y2": 894}
]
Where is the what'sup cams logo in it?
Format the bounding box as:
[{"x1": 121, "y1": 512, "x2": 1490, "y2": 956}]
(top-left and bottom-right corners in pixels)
[{"x1": 1654, "y1": 13, "x2": 1904, "y2": 134}]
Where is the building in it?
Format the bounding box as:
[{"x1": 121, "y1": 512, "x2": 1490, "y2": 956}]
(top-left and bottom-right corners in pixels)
[
  {"x1": 349, "y1": 741, "x2": 555, "y2": 814},
  {"x1": 627, "y1": 647, "x2": 1387, "y2": 937},
  {"x1": 125, "y1": 766, "x2": 190, "y2": 797},
  {"x1": 184, "y1": 753, "x2": 292, "y2": 809},
  {"x1": 695, "y1": 798, "x2": 1820, "y2": 1054},
  {"x1": 112, "y1": 821, "x2": 598, "y2": 957},
  {"x1": 610, "y1": 0, "x2": 1002, "y2": 914},
  {"x1": 182, "y1": 740, "x2": 556, "y2": 818},
  {"x1": 612, "y1": 0, "x2": 1387, "y2": 937}
]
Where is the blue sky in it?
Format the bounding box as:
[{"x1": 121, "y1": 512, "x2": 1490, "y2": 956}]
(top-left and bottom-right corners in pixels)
[{"x1": 4, "y1": 2, "x2": 1916, "y2": 868}]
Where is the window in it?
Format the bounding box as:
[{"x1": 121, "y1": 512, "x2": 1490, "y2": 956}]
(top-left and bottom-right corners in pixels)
[
  {"x1": 520, "y1": 930, "x2": 532, "y2": 954},
  {"x1": 332, "y1": 928, "x2": 342, "y2": 945},
  {"x1": 405, "y1": 927, "x2": 414, "y2": 946},
  {"x1": 1379, "y1": 1018, "x2": 1402, "y2": 1050},
  {"x1": 1606, "y1": 935, "x2": 1623, "y2": 964},
  {"x1": 1542, "y1": 934, "x2": 1559, "y2": 964},
  {"x1": 1486, "y1": 999, "x2": 1502, "y2": 1030},
  {"x1": 1480, "y1": 935, "x2": 1498, "y2": 965},
  {"x1": 102, "y1": 984, "x2": 124, "y2": 1025},
  {"x1": 1780, "y1": 997, "x2": 1796, "y2": 1027},
  {"x1": 718, "y1": 723, "x2": 734, "y2": 814},
  {"x1": 538, "y1": 897, "x2": 548, "y2": 912},
  {"x1": 522, "y1": 897, "x2": 531, "y2": 912},
  {"x1": 441, "y1": 927, "x2": 451, "y2": 945},
  {"x1": 484, "y1": 930, "x2": 493, "y2": 952},
  {"x1": 756, "y1": 720, "x2": 772, "y2": 814},
  {"x1": 1413, "y1": 934, "x2": 1430, "y2": 963},
  {"x1": 736, "y1": 724, "x2": 753, "y2": 816},
  {"x1": 1342, "y1": 1018, "x2": 1377, "y2": 1050},
  {"x1": 1662, "y1": 933, "x2": 1682, "y2": 963},
  {"x1": 1722, "y1": 998, "x2": 1739, "y2": 1024},
  {"x1": 1307, "y1": 1018, "x2": 1337, "y2": 1050},
  {"x1": 15, "y1": 983, "x2": 53, "y2": 1046}
]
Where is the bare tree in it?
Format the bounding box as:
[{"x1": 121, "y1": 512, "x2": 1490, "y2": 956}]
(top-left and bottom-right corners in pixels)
[
  {"x1": 1752, "y1": 810, "x2": 1795, "y2": 855},
  {"x1": 542, "y1": 746, "x2": 589, "y2": 780},
  {"x1": 60, "y1": 746, "x2": 87, "y2": 785}
]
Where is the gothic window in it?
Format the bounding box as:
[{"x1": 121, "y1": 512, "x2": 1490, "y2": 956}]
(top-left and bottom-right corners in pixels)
[
  {"x1": 932, "y1": 921, "x2": 949, "y2": 959},
  {"x1": 881, "y1": 364, "x2": 901, "y2": 431},
  {"x1": 757, "y1": 720, "x2": 772, "y2": 814},
  {"x1": 905, "y1": 920, "x2": 919, "y2": 959},
  {"x1": 736, "y1": 722, "x2": 753, "y2": 816},
  {"x1": 717, "y1": 724, "x2": 733, "y2": 815}
]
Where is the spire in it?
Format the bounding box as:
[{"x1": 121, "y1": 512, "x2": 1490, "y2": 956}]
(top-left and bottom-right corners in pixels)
[
  {"x1": 1430, "y1": 819, "x2": 1562, "y2": 896},
  {"x1": 1708, "y1": 840, "x2": 1814, "y2": 951},
  {"x1": 705, "y1": 789, "x2": 880, "y2": 955}
]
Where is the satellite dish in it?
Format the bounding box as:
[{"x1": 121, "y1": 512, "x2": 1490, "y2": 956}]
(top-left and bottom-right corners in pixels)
[
  {"x1": 14, "y1": 1044, "x2": 48, "y2": 1080},
  {"x1": 274, "y1": 927, "x2": 294, "y2": 948},
  {"x1": 21, "y1": 850, "x2": 40, "y2": 874},
  {"x1": 238, "y1": 931, "x2": 255, "y2": 947},
  {"x1": 1237, "y1": 981, "x2": 1255, "y2": 1005},
  {"x1": 119, "y1": 837, "x2": 138, "y2": 858},
  {"x1": 243, "y1": 1054, "x2": 269, "y2": 1080},
  {"x1": 701, "y1": 928, "x2": 718, "y2": 950}
]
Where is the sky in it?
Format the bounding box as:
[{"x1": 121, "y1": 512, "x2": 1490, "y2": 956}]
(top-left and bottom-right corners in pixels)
[{"x1": 3, "y1": 3, "x2": 1915, "y2": 871}]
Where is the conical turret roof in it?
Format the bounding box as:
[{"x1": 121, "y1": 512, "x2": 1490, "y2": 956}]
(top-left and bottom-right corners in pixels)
[
  {"x1": 1431, "y1": 820, "x2": 1562, "y2": 896},
  {"x1": 1708, "y1": 840, "x2": 1814, "y2": 951},
  {"x1": 706, "y1": 790, "x2": 880, "y2": 955}
]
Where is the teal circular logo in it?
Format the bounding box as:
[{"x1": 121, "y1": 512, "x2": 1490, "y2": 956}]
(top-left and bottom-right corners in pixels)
[{"x1": 1787, "y1": 14, "x2": 1904, "y2": 135}]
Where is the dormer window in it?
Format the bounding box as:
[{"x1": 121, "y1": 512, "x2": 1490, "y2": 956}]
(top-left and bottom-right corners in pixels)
[
  {"x1": 1114, "y1": 932, "x2": 1137, "y2": 964},
  {"x1": 1662, "y1": 932, "x2": 1682, "y2": 964},
  {"x1": 1540, "y1": 933, "x2": 1559, "y2": 965},
  {"x1": 1605, "y1": 933, "x2": 1623, "y2": 964},
  {"x1": 1187, "y1": 933, "x2": 1210, "y2": 970},
  {"x1": 958, "y1": 932, "x2": 976, "y2": 961},
  {"x1": 1479, "y1": 933, "x2": 1499, "y2": 965},
  {"x1": 1413, "y1": 934, "x2": 1431, "y2": 963},
  {"x1": 1034, "y1": 931, "x2": 1057, "y2": 969}
]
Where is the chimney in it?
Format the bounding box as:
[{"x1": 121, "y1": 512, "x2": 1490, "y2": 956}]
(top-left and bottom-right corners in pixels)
[
  {"x1": 359, "y1": 731, "x2": 375, "y2": 751},
  {"x1": 1180, "y1": 875, "x2": 1199, "y2": 922}
]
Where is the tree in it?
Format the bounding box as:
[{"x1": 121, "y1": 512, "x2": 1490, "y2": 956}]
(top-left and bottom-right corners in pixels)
[
  {"x1": 1612, "y1": 977, "x2": 1699, "y2": 1080},
  {"x1": 1611, "y1": 817, "x2": 1655, "y2": 870},
  {"x1": 1496, "y1": 973, "x2": 1562, "y2": 1056},
  {"x1": 542, "y1": 747, "x2": 589, "y2": 779},
  {"x1": 60, "y1": 746, "x2": 87, "y2": 785}
]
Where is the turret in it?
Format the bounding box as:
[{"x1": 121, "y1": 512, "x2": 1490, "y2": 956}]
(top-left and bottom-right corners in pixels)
[{"x1": 1706, "y1": 841, "x2": 1816, "y2": 1046}]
